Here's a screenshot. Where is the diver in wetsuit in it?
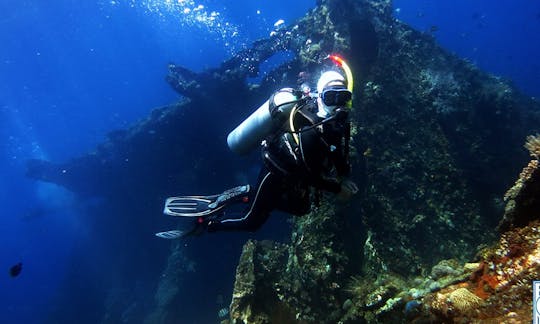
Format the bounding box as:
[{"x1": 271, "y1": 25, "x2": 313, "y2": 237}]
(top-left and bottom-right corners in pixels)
[
  {"x1": 158, "y1": 65, "x2": 358, "y2": 238},
  {"x1": 207, "y1": 70, "x2": 358, "y2": 232}
]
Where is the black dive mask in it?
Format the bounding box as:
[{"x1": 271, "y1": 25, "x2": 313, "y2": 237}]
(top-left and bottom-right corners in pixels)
[{"x1": 320, "y1": 86, "x2": 352, "y2": 106}]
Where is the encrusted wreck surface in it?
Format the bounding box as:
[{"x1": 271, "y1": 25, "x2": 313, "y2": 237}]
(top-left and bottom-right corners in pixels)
[
  {"x1": 26, "y1": 0, "x2": 540, "y2": 323},
  {"x1": 230, "y1": 138, "x2": 540, "y2": 323}
]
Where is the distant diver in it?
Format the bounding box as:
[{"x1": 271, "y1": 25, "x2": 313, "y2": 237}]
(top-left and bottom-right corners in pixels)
[
  {"x1": 10, "y1": 262, "x2": 22, "y2": 277},
  {"x1": 157, "y1": 55, "x2": 358, "y2": 239}
]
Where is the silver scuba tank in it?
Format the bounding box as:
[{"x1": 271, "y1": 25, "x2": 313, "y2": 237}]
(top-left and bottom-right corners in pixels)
[{"x1": 227, "y1": 88, "x2": 299, "y2": 155}]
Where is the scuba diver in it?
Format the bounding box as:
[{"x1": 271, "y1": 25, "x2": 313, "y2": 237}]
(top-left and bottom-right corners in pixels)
[{"x1": 156, "y1": 57, "x2": 358, "y2": 239}]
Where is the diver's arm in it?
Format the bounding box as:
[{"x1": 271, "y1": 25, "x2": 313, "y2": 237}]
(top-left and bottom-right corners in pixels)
[
  {"x1": 333, "y1": 121, "x2": 351, "y2": 177},
  {"x1": 310, "y1": 176, "x2": 342, "y2": 193},
  {"x1": 335, "y1": 121, "x2": 359, "y2": 200},
  {"x1": 310, "y1": 175, "x2": 358, "y2": 198}
]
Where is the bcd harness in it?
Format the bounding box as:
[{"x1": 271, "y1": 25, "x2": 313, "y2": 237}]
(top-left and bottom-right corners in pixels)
[{"x1": 263, "y1": 89, "x2": 349, "y2": 178}]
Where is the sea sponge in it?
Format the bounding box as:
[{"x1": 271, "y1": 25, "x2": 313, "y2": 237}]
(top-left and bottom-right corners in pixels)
[{"x1": 448, "y1": 288, "x2": 483, "y2": 313}]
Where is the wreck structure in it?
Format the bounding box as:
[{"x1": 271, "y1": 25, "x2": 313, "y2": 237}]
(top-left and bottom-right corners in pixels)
[{"x1": 28, "y1": 0, "x2": 540, "y2": 323}]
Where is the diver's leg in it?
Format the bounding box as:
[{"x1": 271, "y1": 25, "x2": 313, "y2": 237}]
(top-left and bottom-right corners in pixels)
[
  {"x1": 275, "y1": 182, "x2": 311, "y2": 216},
  {"x1": 207, "y1": 169, "x2": 281, "y2": 232}
]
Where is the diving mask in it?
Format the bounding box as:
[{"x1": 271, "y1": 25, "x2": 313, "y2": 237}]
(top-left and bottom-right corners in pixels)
[{"x1": 319, "y1": 86, "x2": 352, "y2": 107}]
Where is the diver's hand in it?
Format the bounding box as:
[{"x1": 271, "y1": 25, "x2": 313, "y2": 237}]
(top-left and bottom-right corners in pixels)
[{"x1": 336, "y1": 179, "x2": 358, "y2": 202}]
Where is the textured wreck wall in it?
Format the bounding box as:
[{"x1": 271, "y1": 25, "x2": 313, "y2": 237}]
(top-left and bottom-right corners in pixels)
[{"x1": 352, "y1": 7, "x2": 540, "y2": 275}]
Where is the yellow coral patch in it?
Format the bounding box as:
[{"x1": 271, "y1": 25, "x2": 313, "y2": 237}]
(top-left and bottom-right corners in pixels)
[{"x1": 448, "y1": 288, "x2": 483, "y2": 313}]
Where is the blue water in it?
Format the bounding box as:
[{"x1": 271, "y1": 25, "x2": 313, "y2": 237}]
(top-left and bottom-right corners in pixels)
[{"x1": 0, "y1": 0, "x2": 538, "y2": 323}]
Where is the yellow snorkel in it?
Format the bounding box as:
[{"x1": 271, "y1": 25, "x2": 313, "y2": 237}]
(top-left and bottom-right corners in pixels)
[{"x1": 328, "y1": 55, "x2": 354, "y2": 108}]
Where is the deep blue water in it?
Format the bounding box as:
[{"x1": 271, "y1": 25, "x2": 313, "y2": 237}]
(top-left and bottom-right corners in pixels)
[{"x1": 0, "y1": 0, "x2": 539, "y2": 323}]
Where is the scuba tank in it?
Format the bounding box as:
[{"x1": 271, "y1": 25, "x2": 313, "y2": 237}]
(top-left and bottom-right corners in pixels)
[
  {"x1": 227, "y1": 88, "x2": 301, "y2": 155},
  {"x1": 227, "y1": 54, "x2": 354, "y2": 155}
]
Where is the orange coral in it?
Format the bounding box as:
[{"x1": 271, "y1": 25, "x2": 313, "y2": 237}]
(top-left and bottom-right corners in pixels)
[
  {"x1": 471, "y1": 262, "x2": 499, "y2": 299},
  {"x1": 481, "y1": 273, "x2": 499, "y2": 289},
  {"x1": 474, "y1": 284, "x2": 488, "y2": 299}
]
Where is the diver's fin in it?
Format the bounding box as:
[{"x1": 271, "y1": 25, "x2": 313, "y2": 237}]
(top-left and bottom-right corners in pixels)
[
  {"x1": 155, "y1": 230, "x2": 185, "y2": 239},
  {"x1": 155, "y1": 218, "x2": 208, "y2": 239},
  {"x1": 163, "y1": 185, "x2": 250, "y2": 218},
  {"x1": 163, "y1": 196, "x2": 221, "y2": 217}
]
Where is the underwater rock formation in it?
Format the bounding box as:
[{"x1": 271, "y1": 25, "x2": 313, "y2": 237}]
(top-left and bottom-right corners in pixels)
[{"x1": 26, "y1": 0, "x2": 540, "y2": 322}]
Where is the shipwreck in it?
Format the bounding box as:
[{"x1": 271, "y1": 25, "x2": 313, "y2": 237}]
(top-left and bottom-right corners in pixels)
[{"x1": 28, "y1": 0, "x2": 540, "y2": 323}]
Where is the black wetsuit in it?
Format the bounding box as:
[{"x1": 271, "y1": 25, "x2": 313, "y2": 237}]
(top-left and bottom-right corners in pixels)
[{"x1": 207, "y1": 98, "x2": 351, "y2": 232}]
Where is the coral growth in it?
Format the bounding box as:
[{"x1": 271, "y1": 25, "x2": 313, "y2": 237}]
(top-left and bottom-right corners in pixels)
[
  {"x1": 421, "y1": 220, "x2": 540, "y2": 323},
  {"x1": 394, "y1": 149, "x2": 540, "y2": 323},
  {"x1": 448, "y1": 288, "x2": 483, "y2": 314},
  {"x1": 428, "y1": 286, "x2": 483, "y2": 319},
  {"x1": 499, "y1": 135, "x2": 540, "y2": 231},
  {"x1": 525, "y1": 134, "x2": 540, "y2": 158}
]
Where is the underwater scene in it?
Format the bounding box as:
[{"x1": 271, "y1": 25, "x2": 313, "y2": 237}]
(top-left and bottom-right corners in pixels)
[{"x1": 1, "y1": 0, "x2": 540, "y2": 323}]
